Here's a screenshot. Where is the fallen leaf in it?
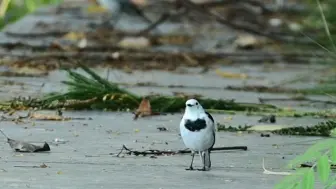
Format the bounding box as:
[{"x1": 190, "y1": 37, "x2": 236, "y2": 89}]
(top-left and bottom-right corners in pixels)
[
  {"x1": 1, "y1": 130, "x2": 50, "y2": 153},
  {"x1": 29, "y1": 112, "x2": 71, "y2": 121},
  {"x1": 215, "y1": 69, "x2": 248, "y2": 79},
  {"x1": 133, "y1": 98, "x2": 152, "y2": 120},
  {"x1": 247, "y1": 125, "x2": 288, "y2": 131},
  {"x1": 118, "y1": 37, "x2": 151, "y2": 49},
  {"x1": 40, "y1": 163, "x2": 48, "y2": 168}
]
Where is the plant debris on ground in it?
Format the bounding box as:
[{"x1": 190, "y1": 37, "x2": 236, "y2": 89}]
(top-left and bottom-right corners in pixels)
[
  {"x1": 0, "y1": 64, "x2": 280, "y2": 113},
  {"x1": 114, "y1": 144, "x2": 248, "y2": 157},
  {"x1": 1, "y1": 64, "x2": 335, "y2": 120},
  {"x1": 217, "y1": 120, "x2": 336, "y2": 137},
  {"x1": 0, "y1": 130, "x2": 51, "y2": 152}
]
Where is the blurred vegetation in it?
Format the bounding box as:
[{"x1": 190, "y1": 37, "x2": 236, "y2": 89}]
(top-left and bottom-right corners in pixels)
[
  {"x1": 302, "y1": 0, "x2": 336, "y2": 48},
  {"x1": 0, "y1": 0, "x2": 62, "y2": 29}
]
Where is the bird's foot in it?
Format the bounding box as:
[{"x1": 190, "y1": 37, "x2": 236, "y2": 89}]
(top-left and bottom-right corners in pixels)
[
  {"x1": 197, "y1": 167, "x2": 207, "y2": 171},
  {"x1": 185, "y1": 166, "x2": 194, "y2": 171}
]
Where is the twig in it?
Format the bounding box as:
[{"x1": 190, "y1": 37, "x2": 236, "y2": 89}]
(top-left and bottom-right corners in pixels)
[
  {"x1": 115, "y1": 144, "x2": 247, "y2": 157},
  {"x1": 0, "y1": 129, "x2": 9, "y2": 139}
]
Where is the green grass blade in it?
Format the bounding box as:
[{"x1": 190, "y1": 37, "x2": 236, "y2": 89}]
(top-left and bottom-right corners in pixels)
[
  {"x1": 67, "y1": 70, "x2": 101, "y2": 86},
  {"x1": 274, "y1": 168, "x2": 309, "y2": 189},
  {"x1": 61, "y1": 81, "x2": 106, "y2": 92},
  {"x1": 78, "y1": 64, "x2": 139, "y2": 99},
  {"x1": 331, "y1": 146, "x2": 336, "y2": 164},
  {"x1": 78, "y1": 64, "x2": 118, "y2": 90},
  {"x1": 305, "y1": 139, "x2": 336, "y2": 155},
  {"x1": 288, "y1": 151, "x2": 322, "y2": 169},
  {"x1": 302, "y1": 169, "x2": 314, "y2": 189},
  {"x1": 317, "y1": 154, "x2": 330, "y2": 183}
]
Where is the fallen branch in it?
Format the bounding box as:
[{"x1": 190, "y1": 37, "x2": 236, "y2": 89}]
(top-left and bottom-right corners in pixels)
[{"x1": 115, "y1": 144, "x2": 248, "y2": 157}]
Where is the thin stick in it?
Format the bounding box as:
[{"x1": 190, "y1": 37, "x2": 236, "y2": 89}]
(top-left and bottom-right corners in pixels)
[
  {"x1": 0, "y1": 129, "x2": 8, "y2": 139},
  {"x1": 116, "y1": 145, "x2": 247, "y2": 157}
]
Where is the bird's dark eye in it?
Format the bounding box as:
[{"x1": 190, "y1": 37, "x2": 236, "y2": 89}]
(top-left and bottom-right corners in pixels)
[
  {"x1": 196, "y1": 102, "x2": 198, "y2": 105},
  {"x1": 187, "y1": 104, "x2": 192, "y2": 107}
]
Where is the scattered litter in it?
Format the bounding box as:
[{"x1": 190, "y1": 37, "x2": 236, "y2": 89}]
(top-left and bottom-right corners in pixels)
[
  {"x1": 157, "y1": 127, "x2": 168, "y2": 131},
  {"x1": 258, "y1": 115, "x2": 276, "y2": 123},
  {"x1": 215, "y1": 69, "x2": 248, "y2": 79},
  {"x1": 260, "y1": 133, "x2": 271, "y2": 137},
  {"x1": 115, "y1": 144, "x2": 247, "y2": 157},
  {"x1": 133, "y1": 98, "x2": 152, "y2": 120},
  {"x1": 0, "y1": 130, "x2": 50, "y2": 153},
  {"x1": 14, "y1": 163, "x2": 49, "y2": 168},
  {"x1": 53, "y1": 138, "x2": 69, "y2": 144}
]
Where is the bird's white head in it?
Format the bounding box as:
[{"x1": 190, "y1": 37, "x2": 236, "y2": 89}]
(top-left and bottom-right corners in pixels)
[{"x1": 184, "y1": 99, "x2": 204, "y2": 116}]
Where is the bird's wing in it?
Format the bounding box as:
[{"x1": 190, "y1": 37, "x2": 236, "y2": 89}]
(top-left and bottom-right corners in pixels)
[
  {"x1": 205, "y1": 111, "x2": 214, "y2": 123},
  {"x1": 205, "y1": 111, "x2": 216, "y2": 150},
  {"x1": 205, "y1": 111, "x2": 215, "y2": 131}
]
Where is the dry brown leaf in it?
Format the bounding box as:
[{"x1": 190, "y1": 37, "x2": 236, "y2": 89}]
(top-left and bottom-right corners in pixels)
[
  {"x1": 29, "y1": 113, "x2": 71, "y2": 121},
  {"x1": 215, "y1": 69, "x2": 248, "y2": 79},
  {"x1": 133, "y1": 98, "x2": 152, "y2": 120},
  {"x1": 40, "y1": 163, "x2": 48, "y2": 168}
]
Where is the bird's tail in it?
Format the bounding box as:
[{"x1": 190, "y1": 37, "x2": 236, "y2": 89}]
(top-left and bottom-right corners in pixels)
[{"x1": 204, "y1": 150, "x2": 211, "y2": 168}]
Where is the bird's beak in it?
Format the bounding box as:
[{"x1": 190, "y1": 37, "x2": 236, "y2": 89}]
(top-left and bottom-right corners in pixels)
[{"x1": 187, "y1": 104, "x2": 192, "y2": 107}]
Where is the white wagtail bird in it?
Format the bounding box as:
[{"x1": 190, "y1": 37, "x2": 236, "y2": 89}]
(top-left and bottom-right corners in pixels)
[{"x1": 180, "y1": 99, "x2": 216, "y2": 171}]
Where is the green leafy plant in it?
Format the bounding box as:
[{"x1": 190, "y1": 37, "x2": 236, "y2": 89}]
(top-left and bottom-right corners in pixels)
[
  {"x1": 275, "y1": 0, "x2": 336, "y2": 188},
  {"x1": 275, "y1": 139, "x2": 336, "y2": 189},
  {"x1": 0, "y1": 0, "x2": 63, "y2": 29}
]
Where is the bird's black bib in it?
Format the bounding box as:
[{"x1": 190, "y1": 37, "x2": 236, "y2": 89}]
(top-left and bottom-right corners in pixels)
[{"x1": 184, "y1": 119, "x2": 207, "y2": 132}]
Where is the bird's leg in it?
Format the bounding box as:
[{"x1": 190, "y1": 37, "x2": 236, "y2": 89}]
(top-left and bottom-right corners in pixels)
[
  {"x1": 197, "y1": 151, "x2": 206, "y2": 171},
  {"x1": 185, "y1": 151, "x2": 195, "y2": 171}
]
